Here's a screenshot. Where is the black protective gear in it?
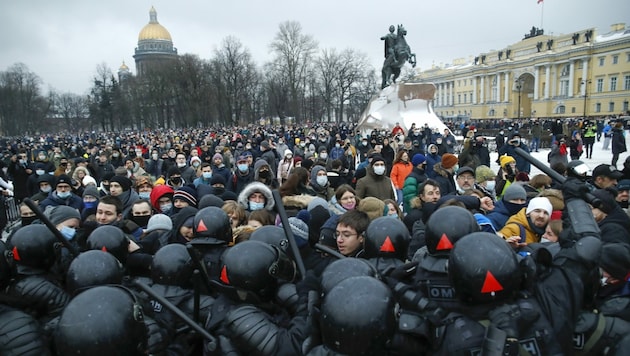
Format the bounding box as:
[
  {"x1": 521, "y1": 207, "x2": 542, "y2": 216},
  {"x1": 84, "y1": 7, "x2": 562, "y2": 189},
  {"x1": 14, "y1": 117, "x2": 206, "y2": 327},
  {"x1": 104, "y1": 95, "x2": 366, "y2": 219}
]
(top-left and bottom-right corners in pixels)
[
  {"x1": 563, "y1": 198, "x2": 601, "y2": 242},
  {"x1": 219, "y1": 240, "x2": 296, "y2": 301},
  {"x1": 0, "y1": 240, "x2": 14, "y2": 288},
  {"x1": 66, "y1": 250, "x2": 123, "y2": 294},
  {"x1": 425, "y1": 206, "x2": 479, "y2": 256},
  {"x1": 5, "y1": 274, "x2": 69, "y2": 324},
  {"x1": 320, "y1": 257, "x2": 378, "y2": 295},
  {"x1": 363, "y1": 216, "x2": 410, "y2": 261},
  {"x1": 9, "y1": 224, "x2": 58, "y2": 271},
  {"x1": 449, "y1": 232, "x2": 521, "y2": 304},
  {"x1": 275, "y1": 282, "x2": 300, "y2": 316},
  {"x1": 224, "y1": 305, "x2": 280, "y2": 355},
  {"x1": 250, "y1": 225, "x2": 289, "y2": 252},
  {"x1": 193, "y1": 206, "x2": 232, "y2": 242},
  {"x1": 0, "y1": 305, "x2": 51, "y2": 356},
  {"x1": 151, "y1": 244, "x2": 194, "y2": 288},
  {"x1": 563, "y1": 176, "x2": 591, "y2": 201},
  {"x1": 573, "y1": 311, "x2": 630, "y2": 355},
  {"x1": 55, "y1": 285, "x2": 147, "y2": 355},
  {"x1": 86, "y1": 225, "x2": 130, "y2": 264},
  {"x1": 319, "y1": 276, "x2": 395, "y2": 355}
]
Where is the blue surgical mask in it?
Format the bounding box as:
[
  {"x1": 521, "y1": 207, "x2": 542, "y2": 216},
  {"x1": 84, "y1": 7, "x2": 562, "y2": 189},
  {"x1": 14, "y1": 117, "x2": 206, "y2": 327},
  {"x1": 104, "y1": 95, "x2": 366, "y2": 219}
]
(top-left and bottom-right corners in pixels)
[
  {"x1": 138, "y1": 192, "x2": 151, "y2": 199},
  {"x1": 249, "y1": 201, "x2": 265, "y2": 211},
  {"x1": 202, "y1": 172, "x2": 212, "y2": 179},
  {"x1": 160, "y1": 203, "x2": 173, "y2": 213},
  {"x1": 238, "y1": 164, "x2": 249, "y2": 173},
  {"x1": 57, "y1": 191, "x2": 71, "y2": 199},
  {"x1": 83, "y1": 201, "x2": 97, "y2": 210},
  {"x1": 60, "y1": 226, "x2": 76, "y2": 241}
]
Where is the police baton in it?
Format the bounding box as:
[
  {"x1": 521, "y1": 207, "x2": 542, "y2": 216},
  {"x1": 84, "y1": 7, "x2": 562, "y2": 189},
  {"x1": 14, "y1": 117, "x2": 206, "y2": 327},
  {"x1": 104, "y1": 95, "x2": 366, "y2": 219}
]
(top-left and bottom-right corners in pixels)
[
  {"x1": 314, "y1": 243, "x2": 346, "y2": 260},
  {"x1": 513, "y1": 147, "x2": 602, "y2": 208},
  {"x1": 272, "y1": 190, "x2": 306, "y2": 280},
  {"x1": 130, "y1": 278, "x2": 218, "y2": 351},
  {"x1": 22, "y1": 198, "x2": 80, "y2": 257}
]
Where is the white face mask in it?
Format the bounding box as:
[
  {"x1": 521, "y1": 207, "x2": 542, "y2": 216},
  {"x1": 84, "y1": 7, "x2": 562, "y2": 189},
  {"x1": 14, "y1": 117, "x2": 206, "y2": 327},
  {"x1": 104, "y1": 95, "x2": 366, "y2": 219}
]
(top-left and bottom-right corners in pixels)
[
  {"x1": 152, "y1": 154, "x2": 158, "y2": 160},
  {"x1": 316, "y1": 176, "x2": 328, "y2": 187},
  {"x1": 320, "y1": 153, "x2": 328, "y2": 160},
  {"x1": 373, "y1": 165, "x2": 386, "y2": 176},
  {"x1": 485, "y1": 180, "x2": 496, "y2": 191},
  {"x1": 36, "y1": 169, "x2": 45, "y2": 175},
  {"x1": 177, "y1": 162, "x2": 186, "y2": 168}
]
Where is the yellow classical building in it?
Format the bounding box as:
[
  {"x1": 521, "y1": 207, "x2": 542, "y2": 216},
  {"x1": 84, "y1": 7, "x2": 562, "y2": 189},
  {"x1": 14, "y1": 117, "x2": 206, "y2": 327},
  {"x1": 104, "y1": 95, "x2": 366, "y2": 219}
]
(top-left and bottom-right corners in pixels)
[{"x1": 414, "y1": 24, "x2": 630, "y2": 121}]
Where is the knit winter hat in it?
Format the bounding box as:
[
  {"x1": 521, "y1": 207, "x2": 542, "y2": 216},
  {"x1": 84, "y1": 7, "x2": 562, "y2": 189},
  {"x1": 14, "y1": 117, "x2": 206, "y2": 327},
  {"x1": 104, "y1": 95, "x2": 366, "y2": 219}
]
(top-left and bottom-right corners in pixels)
[
  {"x1": 307, "y1": 197, "x2": 329, "y2": 212},
  {"x1": 212, "y1": 153, "x2": 223, "y2": 162},
  {"x1": 526, "y1": 197, "x2": 552, "y2": 216},
  {"x1": 210, "y1": 175, "x2": 226, "y2": 186},
  {"x1": 145, "y1": 214, "x2": 173, "y2": 234},
  {"x1": 499, "y1": 155, "x2": 516, "y2": 169},
  {"x1": 110, "y1": 176, "x2": 132, "y2": 192},
  {"x1": 198, "y1": 194, "x2": 224, "y2": 209},
  {"x1": 411, "y1": 154, "x2": 426, "y2": 166},
  {"x1": 44, "y1": 205, "x2": 80, "y2": 226},
  {"x1": 600, "y1": 243, "x2": 630, "y2": 281},
  {"x1": 173, "y1": 186, "x2": 198, "y2": 207},
  {"x1": 370, "y1": 155, "x2": 385, "y2": 166},
  {"x1": 358, "y1": 197, "x2": 386, "y2": 221},
  {"x1": 82, "y1": 175, "x2": 97, "y2": 187},
  {"x1": 83, "y1": 185, "x2": 100, "y2": 199},
  {"x1": 441, "y1": 153, "x2": 458, "y2": 169},
  {"x1": 503, "y1": 184, "x2": 527, "y2": 202},
  {"x1": 56, "y1": 174, "x2": 72, "y2": 188},
  {"x1": 475, "y1": 165, "x2": 496, "y2": 183},
  {"x1": 286, "y1": 210, "x2": 310, "y2": 248}
]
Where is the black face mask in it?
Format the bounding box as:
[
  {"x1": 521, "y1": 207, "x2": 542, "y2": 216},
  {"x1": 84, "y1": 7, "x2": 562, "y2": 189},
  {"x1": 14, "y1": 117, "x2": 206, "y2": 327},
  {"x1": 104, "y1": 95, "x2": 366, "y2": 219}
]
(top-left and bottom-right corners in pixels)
[
  {"x1": 259, "y1": 170, "x2": 270, "y2": 178},
  {"x1": 132, "y1": 215, "x2": 151, "y2": 228},
  {"x1": 21, "y1": 216, "x2": 37, "y2": 226},
  {"x1": 213, "y1": 187, "x2": 225, "y2": 195},
  {"x1": 171, "y1": 177, "x2": 182, "y2": 185}
]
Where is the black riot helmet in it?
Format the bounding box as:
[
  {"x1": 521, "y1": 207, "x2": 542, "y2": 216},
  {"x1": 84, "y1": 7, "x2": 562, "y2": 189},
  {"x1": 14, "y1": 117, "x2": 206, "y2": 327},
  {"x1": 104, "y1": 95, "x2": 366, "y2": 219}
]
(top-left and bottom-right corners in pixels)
[
  {"x1": 426, "y1": 206, "x2": 479, "y2": 256},
  {"x1": 193, "y1": 206, "x2": 232, "y2": 242},
  {"x1": 86, "y1": 225, "x2": 130, "y2": 264},
  {"x1": 320, "y1": 276, "x2": 395, "y2": 355},
  {"x1": 9, "y1": 224, "x2": 58, "y2": 271},
  {"x1": 55, "y1": 286, "x2": 147, "y2": 355},
  {"x1": 151, "y1": 244, "x2": 194, "y2": 288},
  {"x1": 0, "y1": 306, "x2": 50, "y2": 355},
  {"x1": 249, "y1": 225, "x2": 289, "y2": 252},
  {"x1": 363, "y1": 217, "x2": 410, "y2": 261},
  {"x1": 66, "y1": 250, "x2": 123, "y2": 295},
  {"x1": 448, "y1": 232, "x2": 521, "y2": 305},
  {"x1": 219, "y1": 240, "x2": 296, "y2": 301},
  {"x1": 320, "y1": 258, "x2": 378, "y2": 295}
]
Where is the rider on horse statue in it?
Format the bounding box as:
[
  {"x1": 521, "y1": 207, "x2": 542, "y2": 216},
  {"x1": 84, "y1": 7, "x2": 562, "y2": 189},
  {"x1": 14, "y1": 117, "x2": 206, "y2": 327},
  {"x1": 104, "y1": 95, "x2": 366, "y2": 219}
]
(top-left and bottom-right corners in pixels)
[{"x1": 381, "y1": 24, "x2": 417, "y2": 89}]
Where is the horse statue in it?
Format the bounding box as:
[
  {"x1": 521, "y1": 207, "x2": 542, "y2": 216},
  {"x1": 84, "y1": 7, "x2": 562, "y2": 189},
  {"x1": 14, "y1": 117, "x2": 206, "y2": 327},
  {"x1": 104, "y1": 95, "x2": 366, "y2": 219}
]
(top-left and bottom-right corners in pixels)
[{"x1": 381, "y1": 24, "x2": 417, "y2": 89}]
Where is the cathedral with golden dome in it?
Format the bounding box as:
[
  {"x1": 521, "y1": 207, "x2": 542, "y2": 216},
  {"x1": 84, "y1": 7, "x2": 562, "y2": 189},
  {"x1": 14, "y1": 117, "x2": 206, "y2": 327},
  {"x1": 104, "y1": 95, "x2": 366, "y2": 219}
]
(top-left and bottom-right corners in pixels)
[{"x1": 132, "y1": 6, "x2": 178, "y2": 76}]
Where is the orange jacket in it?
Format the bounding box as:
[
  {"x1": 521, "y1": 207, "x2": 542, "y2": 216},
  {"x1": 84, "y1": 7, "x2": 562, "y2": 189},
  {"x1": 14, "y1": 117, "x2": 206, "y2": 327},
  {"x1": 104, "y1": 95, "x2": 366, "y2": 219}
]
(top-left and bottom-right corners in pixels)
[{"x1": 390, "y1": 161, "x2": 412, "y2": 189}]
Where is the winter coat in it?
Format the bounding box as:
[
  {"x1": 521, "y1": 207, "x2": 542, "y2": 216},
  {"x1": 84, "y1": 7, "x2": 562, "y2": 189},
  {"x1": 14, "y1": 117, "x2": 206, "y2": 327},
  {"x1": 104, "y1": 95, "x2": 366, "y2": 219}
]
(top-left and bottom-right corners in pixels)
[
  {"x1": 432, "y1": 163, "x2": 456, "y2": 196},
  {"x1": 498, "y1": 208, "x2": 544, "y2": 244},
  {"x1": 402, "y1": 167, "x2": 428, "y2": 212},
  {"x1": 390, "y1": 161, "x2": 413, "y2": 189},
  {"x1": 612, "y1": 127, "x2": 627, "y2": 155},
  {"x1": 355, "y1": 166, "x2": 395, "y2": 201}
]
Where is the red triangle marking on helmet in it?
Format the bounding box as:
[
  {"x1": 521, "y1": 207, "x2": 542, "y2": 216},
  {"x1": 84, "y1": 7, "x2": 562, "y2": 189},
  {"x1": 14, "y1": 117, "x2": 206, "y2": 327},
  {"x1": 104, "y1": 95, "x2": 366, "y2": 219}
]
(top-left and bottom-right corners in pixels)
[
  {"x1": 197, "y1": 219, "x2": 208, "y2": 233},
  {"x1": 481, "y1": 271, "x2": 504, "y2": 294},
  {"x1": 101, "y1": 246, "x2": 108, "y2": 252},
  {"x1": 12, "y1": 246, "x2": 20, "y2": 261},
  {"x1": 436, "y1": 233, "x2": 453, "y2": 250},
  {"x1": 380, "y1": 236, "x2": 396, "y2": 252},
  {"x1": 220, "y1": 265, "x2": 230, "y2": 284}
]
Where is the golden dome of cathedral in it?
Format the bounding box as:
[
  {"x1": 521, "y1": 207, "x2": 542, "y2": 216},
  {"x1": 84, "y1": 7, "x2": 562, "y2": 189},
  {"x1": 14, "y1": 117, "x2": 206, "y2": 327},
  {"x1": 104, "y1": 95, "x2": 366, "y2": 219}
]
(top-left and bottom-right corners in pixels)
[{"x1": 138, "y1": 6, "x2": 172, "y2": 42}]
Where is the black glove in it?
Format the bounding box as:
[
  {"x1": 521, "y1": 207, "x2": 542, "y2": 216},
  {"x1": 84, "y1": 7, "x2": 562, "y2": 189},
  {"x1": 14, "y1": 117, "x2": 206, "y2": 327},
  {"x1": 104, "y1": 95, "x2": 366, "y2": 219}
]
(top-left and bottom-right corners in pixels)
[
  {"x1": 295, "y1": 271, "x2": 320, "y2": 299},
  {"x1": 382, "y1": 261, "x2": 418, "y2": 282},
  {"x1": 562, "y1": 177, "x2": 589, "y2": 201}
]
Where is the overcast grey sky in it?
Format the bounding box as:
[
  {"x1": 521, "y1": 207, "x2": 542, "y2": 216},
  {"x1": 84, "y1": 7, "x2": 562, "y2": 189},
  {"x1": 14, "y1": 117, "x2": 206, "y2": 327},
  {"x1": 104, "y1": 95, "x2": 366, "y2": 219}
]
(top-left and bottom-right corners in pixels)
[{"x1": 0, "y1": 0, "x2": 627, "y2": 95}]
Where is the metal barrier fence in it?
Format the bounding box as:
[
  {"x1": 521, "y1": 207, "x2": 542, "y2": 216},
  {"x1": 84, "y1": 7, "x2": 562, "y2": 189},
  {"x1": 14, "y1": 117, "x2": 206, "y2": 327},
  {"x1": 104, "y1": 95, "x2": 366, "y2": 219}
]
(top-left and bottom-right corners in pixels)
[{"x1": 3, "y1": 197, "x2": 20, "y2": 224}]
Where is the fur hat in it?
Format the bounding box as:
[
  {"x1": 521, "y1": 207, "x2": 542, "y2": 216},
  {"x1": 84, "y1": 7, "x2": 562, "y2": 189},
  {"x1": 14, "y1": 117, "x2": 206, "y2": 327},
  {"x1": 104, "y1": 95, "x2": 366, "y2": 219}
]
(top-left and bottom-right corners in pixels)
[
  {"x1": 145, "y1": 214, "x2": 173, "y2": 234},
  {"x1": 173, "y1": 186, "x2": 198, "y2": 207},
  {"x1": 526, "y1": 197, "x2": 552, "y2": 216},
  {"x1": 357, "y1": 197, "x2": 386, "y2": 221},
  {"x1": 499, "y1": 155, "x2": 516, "y2": 169},
  {"x1": 237, "y1": 181, "x2": 275, "y2": 211},
  {"x1": 44, "y1": 205, "x2": 80, "y2": 225},
  {"x1": 441, "y1": 153, "x2": 458, "y2": 169}
]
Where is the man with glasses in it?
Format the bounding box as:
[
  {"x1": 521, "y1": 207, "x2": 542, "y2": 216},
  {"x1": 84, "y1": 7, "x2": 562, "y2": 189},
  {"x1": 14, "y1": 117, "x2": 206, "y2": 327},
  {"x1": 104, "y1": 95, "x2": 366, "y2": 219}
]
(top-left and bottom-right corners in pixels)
[
  {"x1": 335, "y1": 210, "x2": 370, "y2": 257},
  {"x1": 39, "y1": 174, "x2": 83, "y2": 210},
  {"x1": 455, "y1": 166, "x2": 476, "y2": 194}
]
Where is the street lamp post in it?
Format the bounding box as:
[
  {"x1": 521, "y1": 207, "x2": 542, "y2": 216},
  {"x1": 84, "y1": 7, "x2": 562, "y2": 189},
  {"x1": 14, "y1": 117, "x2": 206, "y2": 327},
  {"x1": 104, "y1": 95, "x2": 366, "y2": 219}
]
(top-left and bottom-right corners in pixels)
[
  {"x1": 582, "y1": 79, "x2": 591, "y2": 120},
  {"x1": 515, "y1": 78, "x2": 524, "y2": 119}
]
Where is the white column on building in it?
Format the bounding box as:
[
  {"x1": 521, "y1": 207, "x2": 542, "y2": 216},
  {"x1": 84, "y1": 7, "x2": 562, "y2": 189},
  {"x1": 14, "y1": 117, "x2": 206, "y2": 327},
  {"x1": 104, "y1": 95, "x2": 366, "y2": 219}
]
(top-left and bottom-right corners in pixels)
[
  {"x1": 544, "y1": 65, "x2": 550, "y2": 99},
  {"x1": 441, "y1": 82, "x2": 445, "y2": 107},
  {"x1": 480, "y1": 76, "x2": 485, "y2": 104},
  {"x1": 551, "y1": 64, "x2": 557, "y2": 98},
  {"x1": 473, "y1": 78, "x2": 477, "y2": 104},
  {"x1": 581, "y1": 59, "x2": 589, "y2": 96},
  {"x1": 449, "y1": 81, "x2": 454, "y2": 106},
  {"x1": 533, "y1": 66, "x2": 539, "y2": 100},
  {"x1": 504, "y1": 73, "x2": 509, "y2": 103},
  {"x1": 497, "y1": 73, "x2": 502, "y2": 102},
  {"x1": 569, "y1": 60, "x2": 575, "y2": 97}
]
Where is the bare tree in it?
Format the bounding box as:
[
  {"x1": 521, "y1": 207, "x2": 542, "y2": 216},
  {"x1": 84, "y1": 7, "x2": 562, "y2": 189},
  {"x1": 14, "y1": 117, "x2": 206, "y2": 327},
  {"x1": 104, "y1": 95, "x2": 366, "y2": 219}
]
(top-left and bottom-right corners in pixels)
[
  {"x1": 0, "y1": 63, "x2": 46, "y2": 135},
  {"x1": 315, "y1": 48, "x2": 340, "y2": 122},
  {"x1": 334, "y1": 49, "x2": 370, "y2": 123},
  {"x1": 268, "y1": 21, "x2": 318, "y2": 123}
]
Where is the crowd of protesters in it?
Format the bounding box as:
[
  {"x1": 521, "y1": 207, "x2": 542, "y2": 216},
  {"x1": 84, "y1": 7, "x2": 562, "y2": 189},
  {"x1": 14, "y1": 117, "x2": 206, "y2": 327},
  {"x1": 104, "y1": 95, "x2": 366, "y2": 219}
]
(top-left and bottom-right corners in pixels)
[{"x1": 0, "y1": 117, "x2": 629, "y2": 354}]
